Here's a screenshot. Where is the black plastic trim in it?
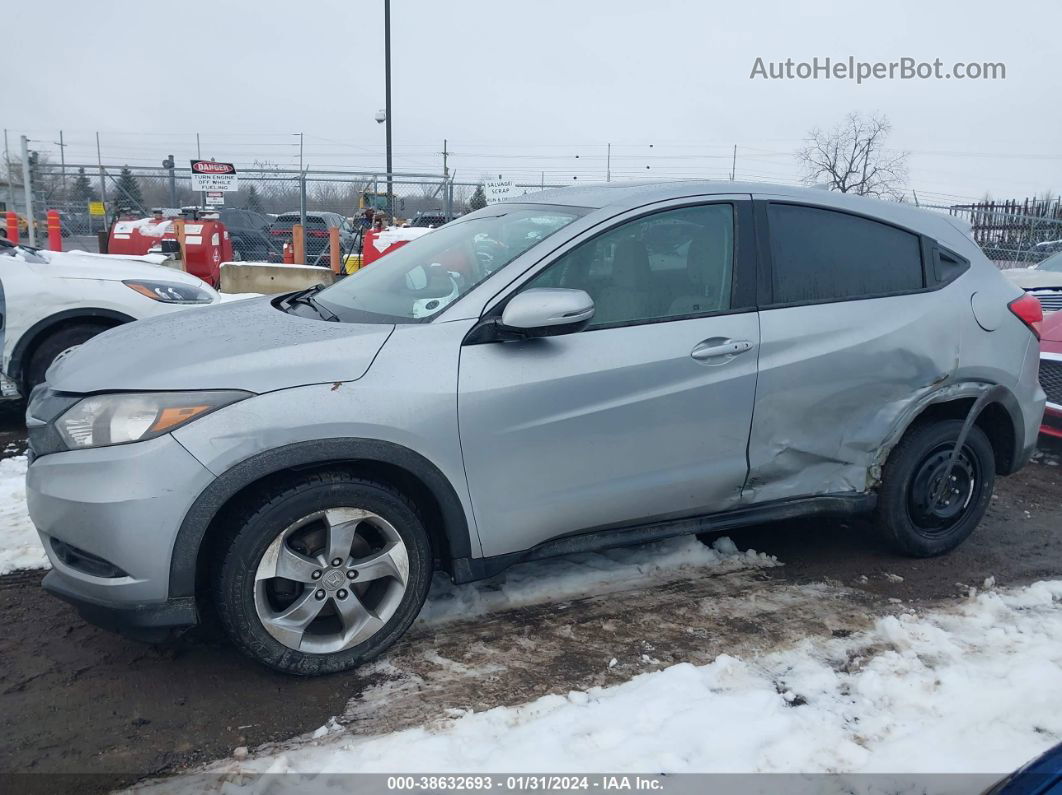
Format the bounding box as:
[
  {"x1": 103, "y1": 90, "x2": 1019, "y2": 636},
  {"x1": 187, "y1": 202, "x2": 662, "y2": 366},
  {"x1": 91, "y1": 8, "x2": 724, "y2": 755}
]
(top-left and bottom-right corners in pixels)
[
  {"x1": 450, "y1": 493, "x2": 874, "y2": 583},
  {"x1": 168, "y1": 438, "x2": 473, "y2": 598},
  {"x1": 42, "y1": 570, "x2": 197, "y2": 642}
]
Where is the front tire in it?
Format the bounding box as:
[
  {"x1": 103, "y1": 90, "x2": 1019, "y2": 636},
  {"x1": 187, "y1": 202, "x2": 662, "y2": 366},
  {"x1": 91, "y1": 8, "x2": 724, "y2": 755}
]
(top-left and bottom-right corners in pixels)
[
  {"x1": 876, "y1": 420, "x2": 995, "y2": 557},
  {"x1": 214, "y1": 471, "x2": 432, "y2": 675},
  {"x1": 23, "y1": 321, "x2": 114, "y2": 394}
]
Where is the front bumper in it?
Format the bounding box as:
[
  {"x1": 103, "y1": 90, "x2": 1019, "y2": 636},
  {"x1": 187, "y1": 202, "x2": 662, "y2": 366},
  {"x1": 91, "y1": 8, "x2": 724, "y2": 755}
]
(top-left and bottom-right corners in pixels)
[
  {"x1": 42, "y1": 570, "x2": 197, "y2": 642},
  {"x1": 27, "y1": 434, "x2": 217, "y2": 633}
]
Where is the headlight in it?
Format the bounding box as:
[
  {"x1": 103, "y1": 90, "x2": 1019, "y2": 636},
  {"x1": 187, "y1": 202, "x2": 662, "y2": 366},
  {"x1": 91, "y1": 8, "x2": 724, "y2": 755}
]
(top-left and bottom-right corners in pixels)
[
  {"x1": 123, "y1": 279, "x2": 214, "y2": 304},
  {"x1": 56, "y1": 391, "x2": 249, "y2": 450}
]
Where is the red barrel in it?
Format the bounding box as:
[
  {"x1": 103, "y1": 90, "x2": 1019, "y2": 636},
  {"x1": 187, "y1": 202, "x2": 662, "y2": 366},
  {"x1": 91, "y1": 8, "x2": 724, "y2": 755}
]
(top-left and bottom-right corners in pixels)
[{"x1": 47, "y1": 210, "x2": 62, "y2": 251}]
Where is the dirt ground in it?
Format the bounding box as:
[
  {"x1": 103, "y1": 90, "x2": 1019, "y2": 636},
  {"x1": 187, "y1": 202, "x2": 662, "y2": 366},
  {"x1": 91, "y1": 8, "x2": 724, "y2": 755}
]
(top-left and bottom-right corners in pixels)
[{"x1": 0, "y1": 399, "x2": 1059, "y2": 790}]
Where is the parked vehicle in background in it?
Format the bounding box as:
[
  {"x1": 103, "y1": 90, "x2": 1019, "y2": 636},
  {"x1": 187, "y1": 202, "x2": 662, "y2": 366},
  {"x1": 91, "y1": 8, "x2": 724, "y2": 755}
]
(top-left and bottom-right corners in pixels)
[
  {"x1": 1039, "y1": 310, "x2": 1062, "y2": 439},
  {"x1": 411, "y1": 210, "x2": 459, "y2": 228},
  {"x1": 1002, "y1": 250, "x2": 1062, "y2": 313},
  {"x1": 268, "y1": 212, "x2": 355, "y2": 265},
  {"x1": 220, "y1": 208, "x2": 277, "y2": 262},
  {"x1": 26, "y1": 181, "x2": 1044, "y2": 675},
  {"x1": 0, "y1": 238, "x2": 220, "y2": 398}
]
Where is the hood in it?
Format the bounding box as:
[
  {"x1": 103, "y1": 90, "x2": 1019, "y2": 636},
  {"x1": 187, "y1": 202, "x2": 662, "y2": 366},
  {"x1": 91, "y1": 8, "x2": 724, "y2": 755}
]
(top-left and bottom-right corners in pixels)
[
  {"x1": 1042, "y1": 311, "x2": 1062, "y2": 344},
  {"x1": 47, "y1": 297, "x2": 395, "y2": 394},
  {"x1": 29, "y1": 249, "x2": 212, "y2": 289},
  {"x1": 1001, "y1": 268, "x2": 1062, "y2": 291}
]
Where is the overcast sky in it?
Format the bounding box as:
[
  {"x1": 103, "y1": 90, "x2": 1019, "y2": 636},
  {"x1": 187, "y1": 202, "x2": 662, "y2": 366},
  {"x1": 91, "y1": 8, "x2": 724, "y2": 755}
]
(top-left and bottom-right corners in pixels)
[{"x1": 5, "y1": 0, "x2": 1060, "y2": 204}]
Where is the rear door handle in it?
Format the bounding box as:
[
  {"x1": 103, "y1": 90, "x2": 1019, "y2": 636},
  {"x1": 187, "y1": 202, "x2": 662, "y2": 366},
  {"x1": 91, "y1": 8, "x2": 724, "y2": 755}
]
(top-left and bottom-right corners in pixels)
[{"x1": 690, "y1": 338, "x2": 754, "y2": 362}]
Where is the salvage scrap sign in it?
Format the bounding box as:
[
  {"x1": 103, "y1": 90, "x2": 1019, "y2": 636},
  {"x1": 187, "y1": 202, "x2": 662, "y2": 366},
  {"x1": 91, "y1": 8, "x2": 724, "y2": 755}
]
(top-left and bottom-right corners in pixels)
[{"x1": 189, "y1": 160, "x2": 239, "y2": 192}]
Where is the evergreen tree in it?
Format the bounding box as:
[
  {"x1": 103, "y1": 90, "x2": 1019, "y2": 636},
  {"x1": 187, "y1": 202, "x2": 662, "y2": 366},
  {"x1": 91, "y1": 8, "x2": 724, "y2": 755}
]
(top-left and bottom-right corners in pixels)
[
  {"x1": 245, "y1": 185, "x2": 264, "y2": 213},
  {"x1": 469, "y1": 184, "x2": 487, "y2": 211},
  {"x1": 71, "y1": 167, "x2": 98, "y2": 203},
  {"x1": 114, "y1": 166, "x2": 145, "y2": 211}
]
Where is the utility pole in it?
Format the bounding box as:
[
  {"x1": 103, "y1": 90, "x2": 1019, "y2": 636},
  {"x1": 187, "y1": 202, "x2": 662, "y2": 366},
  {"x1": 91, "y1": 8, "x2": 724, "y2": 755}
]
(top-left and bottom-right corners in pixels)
[
  {"x1": 196, "y1": 133, "x2": 205, "y2": 209},
  {"x1": 606, "y1": 143, "x2": 611, "y2": 182},
  {"x1": 298, "y1": 132, "x2": 306, "y2": 230},
  {"x1": 96, "y1": 131, "x2": 108, "y2": 217},
  {"x1": 20, "y1": 136, "x2": 35, "y2": 246},
  {"x1": 730, "y1": 145, "x2": 737, "y2": 181},
  {"x1": 384, "y1": 0, "x2": 393, "y2": 217},
  {"x1": 57, "y1": 130, "x2": 67, "y2": 196},
  {"x1": 163, "y1": 155, "x2": 177, "y2": 207},
  {"x1": 441, "y1": 139, "x2": 448, "y2": 178},
  {"x1": 3, "y1": 129, "x2": 11, "y2": 203}
]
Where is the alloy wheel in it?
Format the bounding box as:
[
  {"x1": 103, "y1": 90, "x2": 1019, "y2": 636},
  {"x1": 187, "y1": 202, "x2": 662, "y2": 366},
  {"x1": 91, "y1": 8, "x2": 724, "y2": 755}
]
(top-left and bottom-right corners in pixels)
[{"x1": 253, "y1": 507, "x2": 410, "y2": 654}]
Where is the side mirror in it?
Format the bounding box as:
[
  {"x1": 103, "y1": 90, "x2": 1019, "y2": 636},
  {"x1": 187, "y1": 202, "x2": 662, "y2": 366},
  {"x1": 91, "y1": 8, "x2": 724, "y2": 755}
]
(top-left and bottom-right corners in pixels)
[{"x1": 499, "y1": 288, "x2": 595, "y2": 338}]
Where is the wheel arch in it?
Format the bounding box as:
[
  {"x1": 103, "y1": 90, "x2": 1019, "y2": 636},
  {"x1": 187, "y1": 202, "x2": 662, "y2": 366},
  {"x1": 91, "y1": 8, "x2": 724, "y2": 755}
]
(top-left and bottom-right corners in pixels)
[
  {"x1": 9, "y1": 307, "x2": 134, "y2": 388},
  {"x1": 883, "y1": 382, "x2": 1026, "y2": 478},
  {"x1": 170, "y1": 438, "x2": 474, "y2": 601}
]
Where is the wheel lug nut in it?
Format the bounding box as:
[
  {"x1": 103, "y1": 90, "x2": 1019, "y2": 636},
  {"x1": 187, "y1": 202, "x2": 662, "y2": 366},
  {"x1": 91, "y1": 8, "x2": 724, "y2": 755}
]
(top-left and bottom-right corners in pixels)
[
  {"x1": 331, "y1": 558, "x2": 343, "y2": 567},
  {"x1": 315, "y1": 589, "x2": 325, "y2": 600},
  {"x1": 337, "y1": 589, "x2": 348, "y2": 599},
  {"x1": 347, "y1": 570, "x2": 357, "y2": 580},
  {"x1": 311, "y1": 570, "x2": 322, "y2": 580}
]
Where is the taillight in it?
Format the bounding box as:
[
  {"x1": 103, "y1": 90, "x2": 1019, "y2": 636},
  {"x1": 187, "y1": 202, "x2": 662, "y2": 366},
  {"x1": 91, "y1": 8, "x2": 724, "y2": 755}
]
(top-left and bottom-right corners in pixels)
[{"x1": 1008, "y1": 292, "x2": 1043, "y2": 340}]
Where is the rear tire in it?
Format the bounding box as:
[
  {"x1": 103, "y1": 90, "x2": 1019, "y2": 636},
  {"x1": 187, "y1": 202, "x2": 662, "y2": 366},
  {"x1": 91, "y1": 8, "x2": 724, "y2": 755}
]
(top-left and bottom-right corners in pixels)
[
  {"x1": 875, "y1": 420, "x2": 995, "y2": 557},
  {"x1": 213, "y1": 471, "x2": 432, "y2": 676},
  {"x1": 23, "y1": 321, "x2": 114, "y2": 394}
]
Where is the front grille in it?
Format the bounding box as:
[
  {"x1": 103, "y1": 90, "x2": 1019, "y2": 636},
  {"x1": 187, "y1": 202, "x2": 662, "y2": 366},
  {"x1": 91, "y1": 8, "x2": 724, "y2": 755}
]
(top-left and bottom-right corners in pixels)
[
  {"x1": 1032, "y1": 290, "x2": 1062, "y2": 314},
  {"x1": 1041, "y1": 358, "x2": 1062, "y2": 406}
]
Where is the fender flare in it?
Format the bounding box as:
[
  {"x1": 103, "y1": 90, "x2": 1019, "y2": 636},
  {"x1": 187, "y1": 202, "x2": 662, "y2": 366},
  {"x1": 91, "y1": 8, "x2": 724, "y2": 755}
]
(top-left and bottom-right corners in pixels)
[
  {"x1": 168, "y1": 437, "x2": 474, "y2": 598},
  {"x1": 879, "y1": 380, "x2": 1027, "y2": 476},
  {"x1": 8, "y1": 307, "x2": 135, "y2": 385}
]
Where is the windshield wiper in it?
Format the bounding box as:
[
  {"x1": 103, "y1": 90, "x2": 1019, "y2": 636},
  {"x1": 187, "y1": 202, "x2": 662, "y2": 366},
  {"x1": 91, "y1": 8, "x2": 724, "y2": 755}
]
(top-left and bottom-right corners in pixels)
[{"x1": 283, "y1": 284, "x2": 339, "y2": 321}]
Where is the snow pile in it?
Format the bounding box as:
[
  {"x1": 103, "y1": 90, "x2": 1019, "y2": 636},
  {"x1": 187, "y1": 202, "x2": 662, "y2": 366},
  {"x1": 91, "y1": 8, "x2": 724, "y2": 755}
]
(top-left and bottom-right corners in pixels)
[
  {"x1": 0, "y1": 456, "x2": 48, "y2": 575},
  {"x1": 419, "y1": 536, "x2": 775, "y2": 624},
  {"x1": 217, "y1": 292, "x2": 264, "y2": 303},
  {"x1": 370, "y1": 226, "x2": 432, "y2": 252},
  {"x1": 172, "y1": 581, "x2": 1062, "y2": 780}
]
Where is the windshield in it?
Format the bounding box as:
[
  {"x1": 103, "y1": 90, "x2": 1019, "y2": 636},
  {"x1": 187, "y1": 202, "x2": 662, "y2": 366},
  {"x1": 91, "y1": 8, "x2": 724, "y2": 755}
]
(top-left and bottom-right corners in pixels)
[
  {"x1": 1038, "y1": 251, "x2": 1062, "y2": 273},
  {"x1": 314, "y1": 204, "x2": 586, "y2": 323}
]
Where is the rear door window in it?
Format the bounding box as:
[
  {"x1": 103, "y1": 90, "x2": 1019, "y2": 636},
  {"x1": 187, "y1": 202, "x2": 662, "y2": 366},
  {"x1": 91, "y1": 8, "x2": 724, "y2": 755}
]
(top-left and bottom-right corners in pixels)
[{"x1": 767, "y1": 203, "x2": 924, "y2": 304}]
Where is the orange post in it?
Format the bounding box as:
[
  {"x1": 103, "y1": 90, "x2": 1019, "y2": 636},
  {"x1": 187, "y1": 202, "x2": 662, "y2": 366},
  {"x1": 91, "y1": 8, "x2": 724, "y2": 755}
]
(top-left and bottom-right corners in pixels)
[
  {"x1": 291, "y1": 223, "x2": 305, "y2": 265},
  {"x1": 328, "y1": 226, "x2": 341, "y2": 274},
  {"x1": 282, "y1": 242, "x2": 294, "y2": 264},
  {"x1": 46, "y1": 210, "x2": 62, "y2": 251},
  {"x1": 5, "y1": 211, "x2": 18, "y2": 245},
  {"x1": 173, "y1": 219, "x2": 187, "y2": 271}
]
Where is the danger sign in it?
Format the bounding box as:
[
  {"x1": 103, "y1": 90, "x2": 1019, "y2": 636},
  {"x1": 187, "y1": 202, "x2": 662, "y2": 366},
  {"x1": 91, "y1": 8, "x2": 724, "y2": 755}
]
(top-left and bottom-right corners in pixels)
[{"x1": 190, "y1": 160, "x2": 239, "y2": 192}]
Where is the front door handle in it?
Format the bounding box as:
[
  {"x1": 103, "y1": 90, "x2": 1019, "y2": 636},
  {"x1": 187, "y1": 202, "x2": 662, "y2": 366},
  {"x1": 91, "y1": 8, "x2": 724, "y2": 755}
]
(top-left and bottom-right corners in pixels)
[{"x1": 690, "y1": 338, "x2": 754, "y2": 362}]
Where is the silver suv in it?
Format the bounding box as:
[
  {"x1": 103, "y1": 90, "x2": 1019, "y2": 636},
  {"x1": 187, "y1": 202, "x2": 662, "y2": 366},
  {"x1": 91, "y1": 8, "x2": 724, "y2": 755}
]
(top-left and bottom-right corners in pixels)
[{"x1": 25, "y1": 182, "x2": 1046, "y2": 675}]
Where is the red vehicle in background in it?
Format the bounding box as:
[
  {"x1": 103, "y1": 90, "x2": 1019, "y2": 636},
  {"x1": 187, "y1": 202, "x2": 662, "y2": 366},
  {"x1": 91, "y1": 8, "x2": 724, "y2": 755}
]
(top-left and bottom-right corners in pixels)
[{"x1": 1040, "y1": 310, "x2": 1062, "y2": 439}]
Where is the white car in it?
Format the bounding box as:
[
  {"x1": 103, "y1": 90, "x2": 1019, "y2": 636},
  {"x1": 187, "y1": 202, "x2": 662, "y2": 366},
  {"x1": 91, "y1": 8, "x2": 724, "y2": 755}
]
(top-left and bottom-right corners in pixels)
[
  {"x1": 1001, "y1": 250, "x2": 1062, "y2": 313},
  {"x1": 0, "y1": 239, "x2": 220, "y2": 398}
]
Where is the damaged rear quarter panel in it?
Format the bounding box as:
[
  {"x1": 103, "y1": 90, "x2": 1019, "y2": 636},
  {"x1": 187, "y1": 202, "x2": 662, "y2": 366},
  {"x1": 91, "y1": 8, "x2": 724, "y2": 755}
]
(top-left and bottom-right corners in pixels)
[{"x1": 745, "y1": 291, "x2": 963, "y2": 502}]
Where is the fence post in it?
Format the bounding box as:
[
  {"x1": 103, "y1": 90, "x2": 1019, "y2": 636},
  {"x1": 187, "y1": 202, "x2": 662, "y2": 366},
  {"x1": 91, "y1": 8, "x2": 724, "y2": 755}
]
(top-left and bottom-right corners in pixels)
[
  {"x1": 299, "y1": 171, "x2": 307, "y2": 232},
  {"x1": 47, "y1": 210, "x2": 62, "y2": 251},
  {"x1": 20, "y1": 136, "x2": 35, "y2": 247},
  {"x1": 292, "y1": 223, "x2": 305, "y2": 265},
  {"x1": 445, "y1": 178, "x2": 453, "y2": 220}
]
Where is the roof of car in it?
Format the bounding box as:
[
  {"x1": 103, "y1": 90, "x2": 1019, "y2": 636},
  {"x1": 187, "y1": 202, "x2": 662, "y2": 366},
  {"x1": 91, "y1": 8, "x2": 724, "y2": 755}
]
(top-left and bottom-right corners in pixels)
[{"x1": 512, "y1": 180, "x2": 978, "y2": 254}]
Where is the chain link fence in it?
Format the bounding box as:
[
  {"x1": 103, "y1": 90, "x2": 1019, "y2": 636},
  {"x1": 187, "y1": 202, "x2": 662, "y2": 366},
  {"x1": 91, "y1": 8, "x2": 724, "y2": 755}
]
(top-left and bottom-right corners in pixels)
[{"x1": 923, "y1": 199, "x2": 1062, "y2": 267}]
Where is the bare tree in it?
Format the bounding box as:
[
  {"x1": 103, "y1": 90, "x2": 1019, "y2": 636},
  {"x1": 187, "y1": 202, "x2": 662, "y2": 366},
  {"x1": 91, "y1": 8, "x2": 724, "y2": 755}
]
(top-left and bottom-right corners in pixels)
[{"x1": 796, "y1": 113, "x2": 908, "y2": 199}]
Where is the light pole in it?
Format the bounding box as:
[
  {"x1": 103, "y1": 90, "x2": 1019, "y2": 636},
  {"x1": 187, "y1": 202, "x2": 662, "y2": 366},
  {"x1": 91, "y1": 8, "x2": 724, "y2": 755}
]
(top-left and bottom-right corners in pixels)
[{"x1": 384, "y1": 0, "x2": 393, "y2": 217}]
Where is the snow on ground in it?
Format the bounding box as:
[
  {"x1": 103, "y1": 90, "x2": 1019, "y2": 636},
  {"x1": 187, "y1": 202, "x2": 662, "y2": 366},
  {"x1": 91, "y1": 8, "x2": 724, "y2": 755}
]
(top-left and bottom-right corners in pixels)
[
  {"x1": 217, "y1": 292, "x2": 264, "y2": 303},
  {"x1": 419, "y1": 535, "x2": 775, "y2": 625},
  {"x1": 144, "y1": 581, "x2": 1062, "y2": 787},
  {"x1": 0, "y1": 456, "x2": 48, "y2": 575}
]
